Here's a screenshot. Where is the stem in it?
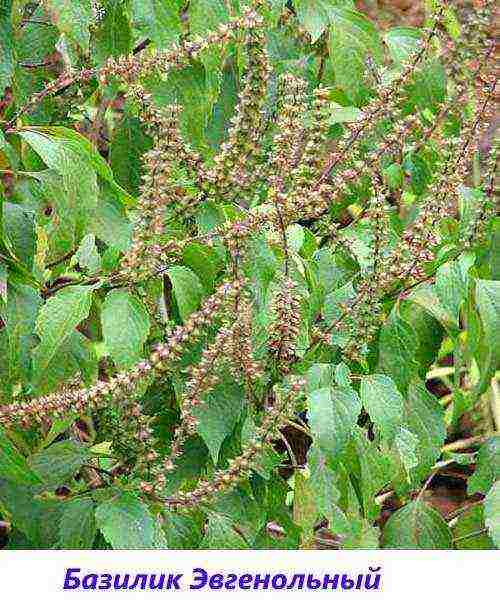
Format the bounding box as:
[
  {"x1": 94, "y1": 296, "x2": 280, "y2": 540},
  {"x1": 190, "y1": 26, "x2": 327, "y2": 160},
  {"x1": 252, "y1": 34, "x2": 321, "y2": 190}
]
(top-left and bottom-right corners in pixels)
[
  {"x1": 442, "y1": 435, "x2": 494, "y2": 453},
  {"x1": 453, "y1": 528, "x2": 488, "y2": 544}
]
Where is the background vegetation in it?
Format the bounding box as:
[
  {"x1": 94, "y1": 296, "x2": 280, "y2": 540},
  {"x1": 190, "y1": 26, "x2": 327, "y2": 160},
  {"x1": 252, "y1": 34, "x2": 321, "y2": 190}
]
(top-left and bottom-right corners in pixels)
[{"x1": 0, "y1": 0, "x2": 498, "y2": 550}]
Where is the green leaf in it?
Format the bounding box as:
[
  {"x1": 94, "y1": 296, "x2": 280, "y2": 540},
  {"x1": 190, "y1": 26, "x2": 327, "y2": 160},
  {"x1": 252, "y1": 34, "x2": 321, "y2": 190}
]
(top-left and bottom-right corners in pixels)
[
  {"x1": 132, "y1": 0, "x2": 182, "y2": 48},
  {"x1": 484, "y1": 481, "x2": 500, "y2": 548},
  {"x1": 403, "y1": 56, "x2": 446, "y2": 112},
  {"x1": 92, "y1": 0, "x2": 132, "y2": 64},
  {"x1": 384, "y1": 27, "x2": 420, "y2": 63},
  {"x1": 187, "y1": 0, "x2": 229, "y2": 107},
  {"x1": 2, "y1": 282, "x2": 41, "y2": 386},
  {"x1": 0, "y1": 0, "x2": 14, "y2": 96},
  {"x1": 293, "y1": 468, "x2": 319, "y2": 547},
  {"x1": 475, "y1": 279, "x2": 500, "y2": 370},
  {"x1": 468, "y1": 437, "x2": 500, "y2": 496},
  {"x1": 20, "y1": 127, "x2": 131, "y2": 206},
  {"x1": 88, "y1": 182, "x2": 132, "y2": 252},
  {"x1": 314, "y1": 246, "x2": 358, "y2": 294},
  {"x1": 214, "y1": 486, "x2": 266, "y2": 545},
  {"x1": 384, "y1": 163, "x2": 404, "y2": 190},
  {"x1": 34, "y1": 330, "x2": 98, "y2": 395},
  {"x1": 194, "y1": 381, "x2": 246, "y2": 464},
  {"x1": 328, "y1": 103, "x2": 364, "y2": 124},
  {"x1": 32, "y1": 284, "x2": 95, "y2": 377},
  {"x1": 182, "y1": 242, "x2": 221, "y2": 293},
  {"x1": 0, "y1": 479, "x2": 63, "y2": 547},
  {"x1": 44, "y1": 0, "x2": 93, "y2": 51},
  {"x1": 241, "y1": 416, "x2": 281, "y2": 480},
  {"x1": 72, "y1": 233, "x2": 100, "y2": 274},
  {"x1": 0, "y1": 428, "x2": 42, "y2": 486},
  {"x1": 19, "y1": 130, "x2": 99, "y2": 237},
  {"x1": 453, "y1": 504, "x2": 494, "y2": 550},
  {"x1": 200, "y1": 513, "x2": 249, "y2": 549},
  {"x1": 403, "y1": 380, "x2": 445, "y2": 480},
  {"x1": 377, "y1": 309, "x2": 420, "y2": 391},
  {"x1": 360, "y1": 374, "x2": 404, "y2": 443},
  {"x1": 150, "y1": 63, "x2": 211, "y2": 151},
  {"x1": 166, "y1": 265, "x2": 204, "y2": 323},
  {"x1": 349, "y1": 428, "x2": 392, "y2": 520},
  {"x1": 41, "y1": 416, "x2": 79, "y2": 450},
  {"x1": 58, "y1": 498, "x2": 96, "y2": 549},
  {"x1": 294, "y1": 0, "x2": 354, "y2": 43},
  {"x1": 164, "y1": 512, "x2": 203, "y2": 549},
  {"x1": 0, "y1": 129, "x2": 18, "y2": 170},
  {"x1": 101, "y1": 289, "x2": 150, "y2": 369},
  {"x1": 308, "y1": 445, "x2": 349, "y2": 533},
  {"x1": 399, "y1": 300, "x2": 443, "y2": 375},
  {"x1": 3, "y1": 202, "x2": 36, "y2": 270},
  {"x1": 95, "y1": 491, "x2": 168, "y2": 549},
  {"x1": 342, "y1": 518, "x2": 379, "y2": 549},
  {"x1": 394, "y1": 427, "x2": 419, "y2": 474},
  {"x1": 29, "y1": 441, "x2": 90, "y2": 491},
  {"x1": 403, "y1": 153, "x2": 432, "y2": 196},
  {"x1": 434, "y1": 253, "x2": 475, "y2": 330},
  {"x1": 409, "y1": 283, "x2": 456, "y2": 332},
  {"x1": 110, "y1": 113, "x2": 152, "y2": 195},
  {"x1": 328, "y1": 8, "x2": 383, "y2": 103},
  {"x1": 382, "y1": 500, "x2": 452, "y2": 549},
  {"x1": 306, "y1": 363, "x2": 334, "y2": 393},
  {"x1": 187, "y1": 0, "x2": 229, "y2": 35},
  {"x1": 307, "y1": 386, "x2": 361, "y2": 461}
]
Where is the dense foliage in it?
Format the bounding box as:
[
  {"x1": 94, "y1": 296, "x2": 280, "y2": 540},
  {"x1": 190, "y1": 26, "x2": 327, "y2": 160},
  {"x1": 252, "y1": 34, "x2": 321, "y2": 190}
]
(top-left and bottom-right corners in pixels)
[{"x1": 0, "y1": 0, "x2": 498, "y2": 550}]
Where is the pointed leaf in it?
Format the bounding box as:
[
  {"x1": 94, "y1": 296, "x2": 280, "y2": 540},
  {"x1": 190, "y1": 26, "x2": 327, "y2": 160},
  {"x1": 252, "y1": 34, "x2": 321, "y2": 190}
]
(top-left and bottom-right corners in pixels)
[
  {"x1": 0, "y1": 429, "x2": 42, "y2": 486},
  {"x1": 360, "y1": 374, "x2": 404, "y2": 442},
  {"x1": 58, "y1": 498, "x2": 96, "y2": 549},
  {"x1": 200, "y1": 513, "x2": 249, "y2": 549},
  {"x1": 307, "y1": 386, "x2": 361, "y2": 461},
  {"x1": 32, "y1": 285, "x2": 95, "y2": 377},
  {"x1": 468, "y1": 437, "x2": 500, "y2": 495},
  {"x1": 101, "y1": 289, "x2": 150, "y2": 369},
  {"x1": 383, "y1": 500, "x2": 452, "y2": 549},
  {"x1": 166, "y1": 266, "x2": 203, "y2": 323},
  {"x1": 95, "y1": 491, "x2": 167, "y2": 549}
]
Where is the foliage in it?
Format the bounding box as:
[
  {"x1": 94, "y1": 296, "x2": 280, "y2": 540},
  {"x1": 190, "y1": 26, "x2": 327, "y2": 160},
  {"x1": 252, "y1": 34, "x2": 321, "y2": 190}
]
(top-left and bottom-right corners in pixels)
[{"x1": 0, "y1": 0, "x2": 498, "y2": 550}]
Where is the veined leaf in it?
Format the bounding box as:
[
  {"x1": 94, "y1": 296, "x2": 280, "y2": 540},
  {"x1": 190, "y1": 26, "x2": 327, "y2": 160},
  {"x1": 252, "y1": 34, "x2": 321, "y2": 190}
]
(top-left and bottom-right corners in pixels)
[
  {"x1": 166, "y1": 265, "x2": 204, "y2": 323},
  {"x1": 29, "y1": 441, "x2": 90, "y2": 491},
  {"x1": 403, "y1": 380, "x2": 445, "y2": 481},
  {"x1": 92, "y1": 0, "x2": 132, "y2": 64},
  {"x1": 0, "y1": 428, "x2": 42, "y2": 486},
  {"x1": 307, "y1": 386, "x2": 361, "y2": 461},
  {"x1": 44, "y1": 0, "x2": 93, "y2": 51},
  {"x1": 453, "y1": 504, "x2": 494, "y2": 550},
  {"x1": 294, "y1": 0, "x2": 354, "y2": 43},
  {"x1": 131, "y1": 0, "x2": 182, "y2": 48},
  {"x1": 200, "y1": 513, "x2": 249, "y2": 549},
  {"x1": 32, "y1": 284, "x2": 96, "y2": 377},
  {"x1": 360, "y1": 374, "x2": 404, "y2": 443},
  {"x1": 475, "y1": 279, "x2": 500, "y2": 371},
  {"x1": 58, "y1": 497, "x2": 96, "y2": 549},
  {"x1": 101, "y1": 289, "x2": 150, "y2": 369},
  {"x1": 328, "y1": 8, "x2": 383, "y2": 103},
  {"x1": 383, "y1": 500, "x2": 452, "y2": 549},
  {"x1": 109, "y1": 113, "x2": 152, "y2": 196},
  {"x1": 194, "y1": 381, "x2": 246, "y2": 464},
  {"x1": 95, "y1": 491, "x2": 168, "y2": 549},
  {"x1": 484, "y1": 481, "x2": 500, "y2": 548},
  {"x1": 468, "y1": 437, "x2": 500, "y2": 496},
  {"x1": 385, "y1": 27, "x2": 421, "y2": 64},
  {"x1": 0, "y1": 0, "x2": 14, "y2": 95}
]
